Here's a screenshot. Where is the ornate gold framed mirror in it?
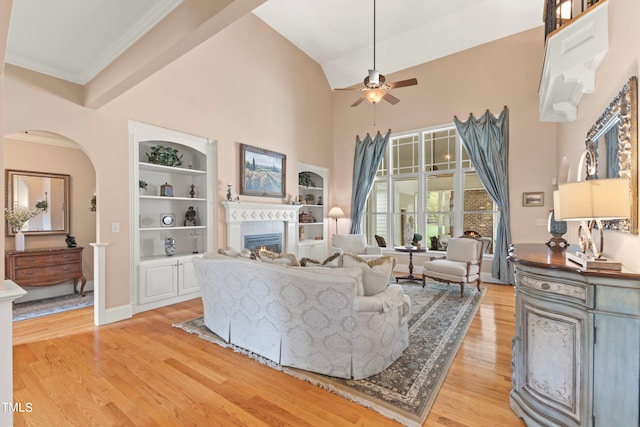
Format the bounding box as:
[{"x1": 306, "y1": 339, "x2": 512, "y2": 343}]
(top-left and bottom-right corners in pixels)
[
  {"x1": 585, "y1": 76, "x2": 638, "y2": 234},
  {"x1": 5, "y1": 169, "x2": 71, "y2": 236}
]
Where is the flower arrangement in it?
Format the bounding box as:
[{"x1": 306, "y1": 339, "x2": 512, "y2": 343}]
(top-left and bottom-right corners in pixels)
[
  {"x1": 139, "y1": 180, "x2": 148, "y2": 192},
  {"x1": 5, "y1": 206, "x2": 43, "y2": 231}
]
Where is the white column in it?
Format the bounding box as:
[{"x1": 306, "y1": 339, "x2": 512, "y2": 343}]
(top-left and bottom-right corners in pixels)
[
  {"x1": 285, "y1": 220, "x2": 298, "y2": 254},
  {"x1": 0, "y1": 281, "x2": 27, "y2": 426},
  {"x1": 90, "y1": 243, "x2": 109, "y2": 326}
]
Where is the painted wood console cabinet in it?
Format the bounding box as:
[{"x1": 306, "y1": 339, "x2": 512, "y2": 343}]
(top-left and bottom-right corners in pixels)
[{"x1": 508, "y1": 244, "x2": 640, "y2": 427}]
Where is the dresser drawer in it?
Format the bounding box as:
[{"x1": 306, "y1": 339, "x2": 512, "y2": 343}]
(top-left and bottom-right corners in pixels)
[
  {"x1": 14, "y1": 263, "x2": 83, "y2": 283},
  {"x1": 14, "y1": 251, "x2": 81, "y2": 267},
  {"x1": 517, "y1": 270, "x2": 592, "y2": 308}
]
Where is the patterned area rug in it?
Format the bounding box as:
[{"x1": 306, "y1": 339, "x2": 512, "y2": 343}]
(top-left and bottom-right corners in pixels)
[
  {"x1": 12, "y1": 291, "x2": 94, "y2": 322},
  {"x1": 174, "y1": 282, "x2": 485, "y2": 426}
]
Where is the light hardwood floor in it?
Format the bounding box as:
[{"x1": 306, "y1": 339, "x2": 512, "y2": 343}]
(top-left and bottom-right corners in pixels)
[{"x1": 13, "y1": 282, "x2": 526, "y2": 426}]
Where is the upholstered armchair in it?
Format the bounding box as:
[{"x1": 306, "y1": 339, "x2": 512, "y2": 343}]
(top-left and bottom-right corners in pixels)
[
  {"x1": 330, "y1": 234, "x2": 382, "y2": 260},
  {"x1": 421, "y1": 236, "x2": 483, "y2": 297}
]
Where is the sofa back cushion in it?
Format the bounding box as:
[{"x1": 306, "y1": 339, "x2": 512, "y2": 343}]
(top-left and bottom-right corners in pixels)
[
  {"x1": 301, "y1": 266, "x2": 364, "y2": 296},
  {"x1": 342, "y1": 254, "x2": 396, "y2": 296},
  {"x1": 332, "y1": 234, "x2": 367, "y2": 254}
]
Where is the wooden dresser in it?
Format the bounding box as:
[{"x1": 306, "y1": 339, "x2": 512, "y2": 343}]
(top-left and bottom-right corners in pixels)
[
  {"x1": 508, "y1": 244, "x2": 640, "y2": 427},
  {"x1": 5, "y1": 247, "x2": 87, "y2": 296}
]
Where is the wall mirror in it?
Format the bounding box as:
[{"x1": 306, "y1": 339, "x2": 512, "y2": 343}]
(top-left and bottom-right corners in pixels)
[
  {"x1": 585, "y1": 76, "x2": 638, "y2": 234},
  {"x1": 5, "y1": 169, "x2": 71, "y2": 236}
]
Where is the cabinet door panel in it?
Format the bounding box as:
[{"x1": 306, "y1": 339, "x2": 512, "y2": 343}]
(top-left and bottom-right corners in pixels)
[
  {"x1": 178, "y1": 259, "x2": 199, "y2": 294},
  {"x1": 519, "y1": 295, "x2": 590, "y2": 426},
  {"x1": 139, "y1": 263, "x2": 177, "y2": 304},
  {"x1": 593, "y1": 313, "x2": 640, "y2": 426}
]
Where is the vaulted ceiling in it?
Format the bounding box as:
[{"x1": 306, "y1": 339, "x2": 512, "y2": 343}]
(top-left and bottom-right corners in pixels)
[{"x1": 5, "y1": 0, "x2": 543, "y2": 92}]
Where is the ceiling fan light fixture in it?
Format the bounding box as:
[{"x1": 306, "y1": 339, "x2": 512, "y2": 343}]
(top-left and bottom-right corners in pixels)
[{"x1": 367, "y1": 89, "x2": 386, "y2": 104}]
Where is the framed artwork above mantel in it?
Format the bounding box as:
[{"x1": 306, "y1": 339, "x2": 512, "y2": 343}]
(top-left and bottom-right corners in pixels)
[{"x1": 239, "y1": 144, "x2": 286, "y2": 198}]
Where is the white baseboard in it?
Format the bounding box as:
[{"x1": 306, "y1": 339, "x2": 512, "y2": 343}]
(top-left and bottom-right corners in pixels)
[
  {"x1": 16, "y1": 280, "x2": 95, "y2": 303},
  {"x1": 99, "y1": 304, "x2": 133, "y2": 325}
]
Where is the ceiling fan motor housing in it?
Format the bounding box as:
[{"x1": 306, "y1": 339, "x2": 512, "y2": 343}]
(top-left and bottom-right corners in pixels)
[{"x1": 365, "y1": 69, "x2": 385, "y2": 88}]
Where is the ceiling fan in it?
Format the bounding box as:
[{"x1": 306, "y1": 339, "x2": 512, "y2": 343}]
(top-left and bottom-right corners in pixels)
[{"x1": 337, "y1": 0, "x2": 418, "y2": 107}]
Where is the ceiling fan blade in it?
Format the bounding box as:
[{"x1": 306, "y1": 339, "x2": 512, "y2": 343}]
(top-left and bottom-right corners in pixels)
[
  {"x1": 382, "y1": 92, "x2": 400, "y2": 105},
  {"x1": 351, "y1": 96, "x2": 367, "y2": 107},
  {"x1": 335, "y1": 87, "x2": 362, "y2": 91},
  {"x1": 386, "y1": 78, "x2": 418, "y2": 89}
]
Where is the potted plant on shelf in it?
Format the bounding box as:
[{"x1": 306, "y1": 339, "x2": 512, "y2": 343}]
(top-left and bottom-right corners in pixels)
[
  {"x1": 146, "y1": 145, "x2": 183, "y2": 167},
  {"x1": 139, "y1": 179, "x2": 148, "y2": 194},
  {"x1": 298, "y1": 172, "x2": 314, "y2": 187},
  {"x1": 412, "y1": 233, "x2": 423, "y2": 249}
]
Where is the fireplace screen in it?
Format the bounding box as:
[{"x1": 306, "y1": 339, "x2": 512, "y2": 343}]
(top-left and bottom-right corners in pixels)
[{"x1": 244, "y1": 233, "x2": 282, "y2": 253}]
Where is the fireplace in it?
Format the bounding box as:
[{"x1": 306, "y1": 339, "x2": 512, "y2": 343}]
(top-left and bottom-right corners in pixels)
[
  {"x1": 222, "y1": 201, "x2": 301, "y2": 254},
  {"x1": 244, "y1": 233, "x2": 282, "y2": 253}
]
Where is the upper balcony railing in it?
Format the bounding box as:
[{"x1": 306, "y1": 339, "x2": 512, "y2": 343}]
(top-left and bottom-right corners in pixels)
[{"x1": 544, "y1": 0, "x2": 601, "y2": 38}]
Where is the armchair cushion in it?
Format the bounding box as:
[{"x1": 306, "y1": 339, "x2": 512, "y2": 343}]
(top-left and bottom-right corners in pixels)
[
  {"x1": 422, "y1": 259, "x2": 480, "y2": 282},
  {"x1": 446, "y1": 237, "x2": 482, "y2": 263},
  {"x1": 364, "y1": 246, "x2": 383, "y2": 256},
  {"x1": 332, "y1": 233, "x2": 367, "y2": 254}
]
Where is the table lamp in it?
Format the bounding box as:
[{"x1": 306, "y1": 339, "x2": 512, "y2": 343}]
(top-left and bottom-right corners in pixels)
[
  {"x1": 556, "y1": 177, "x2": 630, "y2": 269},
  {"x1": 328, "y1": 206, "x2": 345, "y2": 234}
]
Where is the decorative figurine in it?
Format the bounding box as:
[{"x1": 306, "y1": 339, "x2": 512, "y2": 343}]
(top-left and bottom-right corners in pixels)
[
  {"x1": 189, "y1": 184, "x2": 196, "y2": 198},
  {"x1": 191, "y1": 231, "x2": 199, "y2": 254},
  {"x1": 184, "y1": 206, "x2": 197, "y2": 226},
  {"x1": 165, "y1": 237, "x2": 176, "y2": 256},
  {"x1": 226, "y1": 184, "x2": 240, "y2": 201},
  {"x1": 404, "y1": 216, "x2": 415, "y2": 248},
  {"x1": 65, "y1": 234, "x2": 77, "y2": 248}
]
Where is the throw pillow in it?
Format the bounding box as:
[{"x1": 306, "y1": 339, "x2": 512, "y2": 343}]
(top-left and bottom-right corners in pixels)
[
  {"x1": 217, "y1": 248, "x2": 240, "y2": 257},
  {"x1": 322, "y1": 252, "x2": 341, "y2": 267},
  {"x1": 299, "y1": 257, "x2": 321, "y2": 267},
  {"x1": 259, "y1": 249, "x2": 300, "y2": 267},
  {"x1": 341, "y1": 253, "x2": 396, "y2": 296}
]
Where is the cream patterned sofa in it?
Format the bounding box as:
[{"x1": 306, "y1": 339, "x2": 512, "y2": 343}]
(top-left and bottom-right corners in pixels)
[{"x1": 193, "y1": 254, "x2": 410, "y2": 380}]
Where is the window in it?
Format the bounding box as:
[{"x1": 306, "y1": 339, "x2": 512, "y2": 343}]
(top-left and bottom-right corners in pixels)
[{"x1": 364, "y1": 125, "x2": 497, "y2": 254}]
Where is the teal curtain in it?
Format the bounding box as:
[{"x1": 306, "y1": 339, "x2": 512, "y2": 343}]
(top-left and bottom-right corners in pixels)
[
  {"x1": 454, "y1": 107, "x2": 513, "y2": 284},
  {"x1": 349, "y1": 130, "x2": 391, "y2": 234}
]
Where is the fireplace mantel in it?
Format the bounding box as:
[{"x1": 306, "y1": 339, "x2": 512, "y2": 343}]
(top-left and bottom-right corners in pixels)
[{"x1": 221, "y1": 201, "x2": 301, "y2": 253}]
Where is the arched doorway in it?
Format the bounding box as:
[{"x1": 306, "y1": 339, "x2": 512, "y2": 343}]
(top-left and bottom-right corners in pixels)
[{"x1": 4, "y1": 130, "x2": 97, "y2": 319}]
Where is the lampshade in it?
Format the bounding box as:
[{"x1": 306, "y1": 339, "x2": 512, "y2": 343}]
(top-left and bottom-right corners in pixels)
[
  {"x1": 552, "y1": 190, "x2": 563, "y2": 219},
  {"x1": 328, "y1": 206, "x2": 345, "y2": 218},
  {"x1": 556, "y1": 178, "x2": 630, "y2": 221}
]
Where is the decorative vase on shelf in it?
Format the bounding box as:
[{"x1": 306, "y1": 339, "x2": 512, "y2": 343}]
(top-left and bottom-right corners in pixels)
[
  {"x1": 546, "y1": 210, "x2": 568, "y2": 248},
  {"x1": 15, "y1": 230, "x2": 25, "y2": 252}
]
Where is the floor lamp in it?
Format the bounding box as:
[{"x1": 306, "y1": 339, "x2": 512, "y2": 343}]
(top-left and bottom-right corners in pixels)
[{"x1": 328, "y1": 206, "x2": 345, "y2": 235}]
